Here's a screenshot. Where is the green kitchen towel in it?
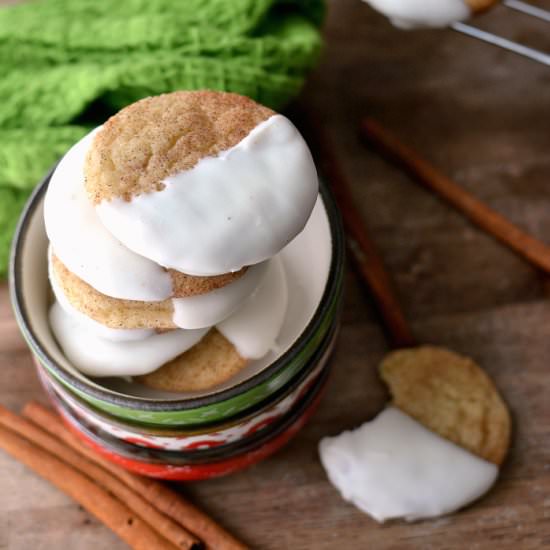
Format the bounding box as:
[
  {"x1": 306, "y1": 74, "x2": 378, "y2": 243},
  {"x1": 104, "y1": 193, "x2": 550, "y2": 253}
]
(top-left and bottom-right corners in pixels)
[{"x1": 0, "y1": 0, "x2": 324, "y2": 277}]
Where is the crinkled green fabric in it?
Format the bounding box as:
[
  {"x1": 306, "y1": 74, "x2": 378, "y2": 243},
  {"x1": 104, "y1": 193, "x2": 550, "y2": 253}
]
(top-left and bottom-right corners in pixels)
[{"x1": 0, "y1": 0, "x2": 324, "y2": 277}]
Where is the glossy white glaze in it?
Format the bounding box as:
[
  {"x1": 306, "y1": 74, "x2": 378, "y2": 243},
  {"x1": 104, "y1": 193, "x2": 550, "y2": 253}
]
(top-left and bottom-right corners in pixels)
[
  {"x1": 363, "y1": 0, "x2": 470, "y2": 28},
  {"x1": 44, "y1": 129, "x2": 173, "y2": 301},
  {"x1": 49, "y1": 302, "x2": 209, "y2": 377},
  {"x1": 218, "y1": 255, "x2": 287, "y2": 359},
  {"x1": 319, "y1": 407, "x2": 498, "y2": 522},
  {"x1": 48, "y1": 247, "x2": 154, "y2": 342},
  {"x1": 49, "y1": 252, "x2": 288, "y2": 375},
  {"x1": 171, "y1": 260, "x2": 269, "y2": 329},
  {"x1": 96, "y1": 115, "x2": 319, "y2": 275}
]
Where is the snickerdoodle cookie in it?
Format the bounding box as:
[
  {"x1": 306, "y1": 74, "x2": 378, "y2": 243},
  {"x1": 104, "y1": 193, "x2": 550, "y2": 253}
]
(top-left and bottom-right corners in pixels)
[
  {"x1": 136, "y1": 329, "x2": 248, "y2": 392},
  {"x1": 50, "y1": 253, "x2": 266, "y2": 331},
  {"x1": 84, "y1": 90, "x2": 318, "y2": 276},
  {"x1": 380, "y1": 346, "x2": 511, "y2": 465},
  {"x1": 85, "y1": 91, "x2": 274, "y2": 203}
]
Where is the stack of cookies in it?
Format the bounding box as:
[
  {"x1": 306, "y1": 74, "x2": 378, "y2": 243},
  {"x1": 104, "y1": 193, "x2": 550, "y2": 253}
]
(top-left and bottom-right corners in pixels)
[{"x1": 45, "y1": 91, "x2": 319, "y2": 392}]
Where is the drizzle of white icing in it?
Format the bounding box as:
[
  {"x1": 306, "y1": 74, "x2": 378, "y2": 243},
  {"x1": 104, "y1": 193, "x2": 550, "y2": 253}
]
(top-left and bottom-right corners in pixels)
[
  {"x1": 218, "y1": 256, "x2": 287, "y2": 359},
  {"x1": 363, "y1": 0, "x2": 470, "y2": 28},
  {"x1": 48, "y1": 247, "x2": 154, "y2": 342},
  {"x1": 95, "y1": 115, "x2": 319, "y2": 275},
  {"x1": 171, "y1": 260, "x2": 269, "y2": 329},
  {"x1": 44, "y1": 129, "x2": 173, "y2": 302},
  {"x1": 49, "y1": 302, "x2": 209, "y2": 377},
  {"x1": 319, "y1": 407, "x2": 498, "y2": 522}
]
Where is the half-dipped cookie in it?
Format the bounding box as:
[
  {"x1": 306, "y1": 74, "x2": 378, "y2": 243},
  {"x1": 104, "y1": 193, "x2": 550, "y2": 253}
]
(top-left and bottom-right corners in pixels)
[
  {"x1": 319, "y1": 346, "x2": 511, "y2": 522},
  {"x1": 362, "y1": 0, "x2": 499, "y2": 29},
  {"x1": 85, "y1": 91, "x2": 319, "y2": 276},
  {"x1": 50, "y1": 256, "x2": 288, "y2": 392},
  {"x1": 46, "y1": 90, "x2": 312, "y2": 393},
  {"x1": 50, "y1": 252, "x2": 268, "y2": 330}
]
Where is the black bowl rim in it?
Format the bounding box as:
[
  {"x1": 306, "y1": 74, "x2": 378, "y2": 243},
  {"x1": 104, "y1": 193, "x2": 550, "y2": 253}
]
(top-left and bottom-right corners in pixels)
[{"x1": 10, "y1": 167, "x2": 345, "y2": 412}]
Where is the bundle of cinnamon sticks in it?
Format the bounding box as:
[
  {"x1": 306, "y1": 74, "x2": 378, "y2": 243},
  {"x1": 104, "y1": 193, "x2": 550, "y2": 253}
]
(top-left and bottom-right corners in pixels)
[{"x1": 0, "y1": 401, "x2": 248, "y2": 550}]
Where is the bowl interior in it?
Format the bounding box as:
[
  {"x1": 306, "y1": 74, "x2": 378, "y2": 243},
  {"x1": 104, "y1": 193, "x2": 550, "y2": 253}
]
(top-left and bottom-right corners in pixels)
[{"x1": 14, "y1": 177, "x2": 334, "y2": 403}]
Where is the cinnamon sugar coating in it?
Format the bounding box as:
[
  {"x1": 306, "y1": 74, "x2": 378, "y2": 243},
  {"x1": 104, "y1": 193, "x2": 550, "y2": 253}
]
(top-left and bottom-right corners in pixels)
[
  {"x1": 85, "y1": 91, "x2": 274, "y2": 204},
  {"x1": 380, "y1": 346, "x2": 511, "y2": 465}
]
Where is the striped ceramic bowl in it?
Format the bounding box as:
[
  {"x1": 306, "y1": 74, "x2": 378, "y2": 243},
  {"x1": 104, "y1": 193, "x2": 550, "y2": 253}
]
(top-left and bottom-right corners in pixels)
[
  {"x1": 10, "y1": 169, "x2": 344, "y2": 429},
  {"x1": 36, "y1": 326, "x2": 337, "y2": 452},
  {"x1": 50, "y1": 365, "x2": 330, "y2": 480}
]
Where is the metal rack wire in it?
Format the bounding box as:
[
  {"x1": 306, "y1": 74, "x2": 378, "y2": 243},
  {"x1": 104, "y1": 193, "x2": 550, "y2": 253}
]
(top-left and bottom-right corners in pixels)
[{"x1": 452, "y1": 0, "x2": 550, "y2": 66}]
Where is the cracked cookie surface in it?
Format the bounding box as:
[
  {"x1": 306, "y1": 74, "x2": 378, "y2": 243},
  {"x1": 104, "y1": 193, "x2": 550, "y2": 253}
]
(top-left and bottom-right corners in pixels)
[
  {"x1": 380, "y1": 346, "x2": 511, "y2": 465},
  {"x1": 85, "y1": 90, "x2": 274, "y2": 204}
]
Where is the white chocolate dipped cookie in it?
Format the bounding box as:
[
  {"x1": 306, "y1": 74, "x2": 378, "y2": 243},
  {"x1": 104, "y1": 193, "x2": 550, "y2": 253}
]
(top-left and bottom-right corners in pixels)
[
  {"x1": 45, "y1": 90, "x2": 302, "y2": 392},
  {"x1": 319, "y1": 346, "x2": 511, "y2": 522},
  {"x1": 49, "y1": 301, "x2": 208, "y2": 378},
  {"x1": 50, "y1": 252, "x2": 269, "y2": 331},
  {"x1": 51, "y1": 300, "x2": 244, "y2": 390},
  {"x1": 85, "y1": 91, "x2": 319, "y2": 276},
  {"x1": 362, "y1": 0, "x2": 498, "y2": 29},
  {"x1": 137, "y1": 255, "x2": 288, "y2": 391},
  {"x1": 50, "y1": 256, "x2": 288, "y2": 391},
  {"x1": 48, "y1": 247, "x2": 155, "y2": 343},
  {"x1": 135, "y1": 329, "x2": 248, "y2": 392},
  {"x1": 380, "y1": 346, "x2": 510, "y2": 464},
  {"x1": 45, "y1": 129, "x2": 248, "y2": 304}
]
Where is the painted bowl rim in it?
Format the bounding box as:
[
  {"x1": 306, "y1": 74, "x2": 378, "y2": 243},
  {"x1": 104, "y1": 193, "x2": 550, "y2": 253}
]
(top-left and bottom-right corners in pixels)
[
  {"x1": 38, "y1": 323, "x2": 337, "y2": 436},
  {"x1": 10, "y1": 168, "x2": 344, "y2": 412},
  {"x1": 62, "y1": 385, "x2": 325, "y2": 481},
  {"x1": 52, "y1": 363, "x2": 330, "y2": 465}
]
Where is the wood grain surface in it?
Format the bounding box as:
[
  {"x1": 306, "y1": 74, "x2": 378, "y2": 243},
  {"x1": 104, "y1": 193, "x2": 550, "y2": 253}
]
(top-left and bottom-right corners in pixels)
[{"x1": 2, "y1": 1, "x2": 550, "y2": 548}]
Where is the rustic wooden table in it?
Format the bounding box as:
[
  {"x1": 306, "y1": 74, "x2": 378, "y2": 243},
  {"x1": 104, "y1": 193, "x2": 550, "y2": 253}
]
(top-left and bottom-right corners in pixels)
[{"x1": 2, "y1": 1, "x2": 550, "y2": 548}]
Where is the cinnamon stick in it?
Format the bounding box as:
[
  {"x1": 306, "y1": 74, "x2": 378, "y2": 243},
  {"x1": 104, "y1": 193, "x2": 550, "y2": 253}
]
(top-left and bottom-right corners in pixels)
[
  {"x1": 0, "y1": 405, "x2": 202, "y2": 550},
  {"x1": 0, "y1": 423, "x2": 177, "y2": 550},
  {"x1": 23, "y1": 401, "x2": 248, "y2": 550},
  {"x1": 303, "y1": 116, "x2": 416, "y2": 348},
  {"x1": 361, "y1": 117, "x2": 550, "y2": 276}
]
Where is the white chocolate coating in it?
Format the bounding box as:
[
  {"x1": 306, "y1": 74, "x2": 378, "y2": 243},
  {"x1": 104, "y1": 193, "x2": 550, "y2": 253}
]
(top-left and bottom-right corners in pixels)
[
  {"x1": 218, "y1": 255, "x2": 287, "y2": 359},
  {"x1": 171, "y1": 260, "x2": 269, "y2": 329},
  {"x1": 44, "y1": 129, "x2": 173, "y2": 302},
  {"x1": 49, "y1": 240, "x2": 270, "y2": 331},
  {"x1": 319, "y1": 407, "x2": 498, "y2": 522},
  {"x1": 47, "y1": 150, "x2": 270, "y2": 328},
  {"x1": 96, "y1": 115, "x2": 319, "y2": 276},
  {"x1": 49, "y1": 302, "x2": 209, "y2": 377},
  {"x1": 363, "y1": 0, "x2": 470, "y2": 28},
  {"x1": 49, "y1": 254, "x2": 288, "y2": 377},
  {"x1": 48, "y1": 247, "x2": 154, "y2": 343}
]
